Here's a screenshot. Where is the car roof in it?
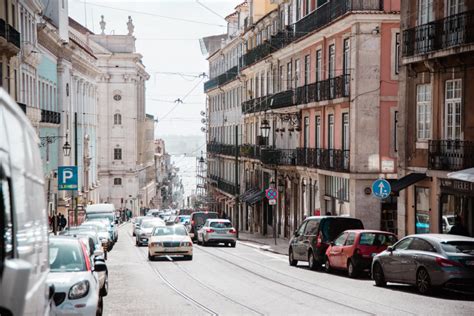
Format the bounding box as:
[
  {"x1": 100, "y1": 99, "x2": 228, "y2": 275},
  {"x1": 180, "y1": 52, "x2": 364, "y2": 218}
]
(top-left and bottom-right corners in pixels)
[
  {"x1": 407, "y1": 233, "x2": 474, "y2": 242},
  {"x1": 344, "y1": 229, "x2": 396, "y2": 235},
  {"x1": 207, "y1": 218, "x2": 230, "y2": 222},
  {"x1": 305, "y1": 216, "x2": 361, "y2": 220}
]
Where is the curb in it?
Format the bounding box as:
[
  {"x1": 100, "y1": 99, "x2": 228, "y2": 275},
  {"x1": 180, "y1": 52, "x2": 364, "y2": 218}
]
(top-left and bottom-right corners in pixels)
[{"x1": 238, "y1": 239, "x2": 288, "y2": 256}]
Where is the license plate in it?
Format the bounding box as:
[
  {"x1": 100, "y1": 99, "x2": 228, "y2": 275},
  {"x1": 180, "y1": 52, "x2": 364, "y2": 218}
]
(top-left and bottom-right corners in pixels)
[
  {"x1": 216, "y1": 231, "x2": 226, "y2": 234},
  {"x1": 465, "y1": 260, "x2": 474, "y2": 266}
]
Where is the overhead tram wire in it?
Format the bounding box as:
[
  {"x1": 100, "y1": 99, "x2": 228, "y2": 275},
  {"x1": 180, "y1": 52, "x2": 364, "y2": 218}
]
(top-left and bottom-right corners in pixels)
[{"x1": 77, "y1": 1, "x2": 226, "y2": 27}]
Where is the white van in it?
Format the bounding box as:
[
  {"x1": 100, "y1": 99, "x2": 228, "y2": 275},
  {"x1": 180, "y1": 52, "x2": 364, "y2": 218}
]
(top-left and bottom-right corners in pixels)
[
  {"x1": 85, "y1": 203, "x2": 118, "y2": 242},
  {"x1": 0, "y1": 90, "x2": 52, "y2": 315}
]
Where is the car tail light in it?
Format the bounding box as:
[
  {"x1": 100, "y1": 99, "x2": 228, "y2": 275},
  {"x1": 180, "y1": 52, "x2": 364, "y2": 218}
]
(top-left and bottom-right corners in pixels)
[
  {"x1": 229, "y1": 229, "x2": 236, "y2": 234},
  {"x1": 191, "y1": 220, "x2": 195, "y2": 226},
  {"x1": 436, "y1": 257, "x2": 463, "y2": 268},
  {"x1": 80, "y1": 241, "x2": 91, "y2": 271},
  {"x1": 205, "y1": 228, "x2": 215, "y2": 233}
]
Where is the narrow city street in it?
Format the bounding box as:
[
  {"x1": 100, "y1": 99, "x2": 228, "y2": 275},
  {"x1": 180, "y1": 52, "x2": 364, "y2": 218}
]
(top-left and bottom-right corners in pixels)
[{"x1": 103, "y1": 224, "x2": 474, "y2": 315}]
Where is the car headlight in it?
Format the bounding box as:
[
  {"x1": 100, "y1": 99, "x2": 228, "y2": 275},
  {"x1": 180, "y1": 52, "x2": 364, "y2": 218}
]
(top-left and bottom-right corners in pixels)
[
  {"x1": 180, "y1": 241, "x2": 192, "y2": 247},
  {"x1": 150, "y1": 242, "x2": 163, "y2": 247},
  {"x1": 68, "y1": 280, "x2": 90, "y2": 300}
]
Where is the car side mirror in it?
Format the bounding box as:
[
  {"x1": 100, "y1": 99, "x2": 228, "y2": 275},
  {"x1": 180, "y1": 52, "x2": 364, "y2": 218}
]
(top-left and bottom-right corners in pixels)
[
  {"x1": 387, "y1": 246, "x2": 394, "y2": 253},
  {"x1": 293, "y1": 231, "x2": 299, "y2": 237},
  {"x1": 48, "y1": 283, "x2": 55, "y2": 301},
  {"x1": 94, "y1": 261, "x2": 107, "y2": 272}
]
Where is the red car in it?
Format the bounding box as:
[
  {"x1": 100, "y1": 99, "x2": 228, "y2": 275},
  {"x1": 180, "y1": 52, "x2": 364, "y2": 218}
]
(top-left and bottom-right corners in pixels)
[{"x1": 325, "y1": 230, "x2": 398, "y2": 277}]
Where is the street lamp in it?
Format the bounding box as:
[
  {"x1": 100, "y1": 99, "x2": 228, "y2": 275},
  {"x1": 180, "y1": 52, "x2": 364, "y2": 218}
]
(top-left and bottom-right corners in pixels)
[
  {"x1": 63, "y1": 140, "x2": 71, "y2": 157},
  {"x1": 260, "y1": 118, "x2": 271, "y2": 139}
]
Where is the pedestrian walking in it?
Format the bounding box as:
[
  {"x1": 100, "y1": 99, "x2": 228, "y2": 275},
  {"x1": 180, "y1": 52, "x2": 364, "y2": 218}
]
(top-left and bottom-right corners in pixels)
[{"x1": 59, "y1": 214, "x2": 67, "y2": 230}]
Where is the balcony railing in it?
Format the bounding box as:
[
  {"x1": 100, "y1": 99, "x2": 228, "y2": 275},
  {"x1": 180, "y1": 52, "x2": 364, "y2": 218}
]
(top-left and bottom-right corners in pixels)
[
  {"x1": 295, "y1": 74, "x2": 350, "y2": 105},
  {"x1": 240, "y1": 144, "x2": 262, "y2": 159},
  {"x1": 209, "y1": 175, "x2": 239, "y2": 195},
  {"x1": 40, "y1": 109, "x2": 61, "y2": 124},
  {"x1": 242, "y1": 96, "x2": 273, "y2": 114},
  {"x1": 403, "y1": 10, "x2": 474, "y2": 57},
  {"x1": 204, "y1": 66, "x2": 238, "y2": 92},
  {"x1": 7, "y1": 24, "x2": 21, "y2": 49},
  {"x1": 207, "y1": 142, "x2": 237, "y2": 156},
  {"x1": 297, "y1": 147, "x2": 350, "y2": 172},
  {"x1": 242, "y1": 42, "x2": 274, "y2": 67},
  {"x1": 0, "y1": 19, "x2": 5, "y2": 39},
  {"x1": 270, "y1": 89, "x2": 294, "y2": 109},
  {"x1": 261, "y1": 148, "x2": 298, "y2": 166},
  {"x1": 428, "y1": 140, "x2": 474, "y2": 171}
]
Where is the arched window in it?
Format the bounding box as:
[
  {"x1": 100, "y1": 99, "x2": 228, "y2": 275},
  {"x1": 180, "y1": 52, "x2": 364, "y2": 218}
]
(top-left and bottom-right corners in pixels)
[
  {"x1": 113, "y1": 178, "x2": 122, "y2": 185},
  {"x1": 114, "y1": 113, "x2": 122, "y2": 125}
]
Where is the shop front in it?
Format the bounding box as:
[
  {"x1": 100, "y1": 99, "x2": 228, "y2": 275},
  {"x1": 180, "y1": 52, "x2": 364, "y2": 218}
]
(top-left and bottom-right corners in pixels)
[{"x1": 439, "y1": 178, "x2": 474, "y2": 237}]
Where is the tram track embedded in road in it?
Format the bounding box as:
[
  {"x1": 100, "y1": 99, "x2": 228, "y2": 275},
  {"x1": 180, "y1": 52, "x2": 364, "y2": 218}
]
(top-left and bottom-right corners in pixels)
[
  {"x1": 125, "y1": 226, "x2": 219, "y2": 316},
  {"x1": 196, "y1": 246, "x2": 378, "y2": 316},
  {"x1": 208, "y1": 246, "x2": 417, "y2": 315}
]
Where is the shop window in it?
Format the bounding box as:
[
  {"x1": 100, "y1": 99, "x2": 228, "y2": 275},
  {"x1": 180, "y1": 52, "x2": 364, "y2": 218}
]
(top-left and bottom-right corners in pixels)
[
  {"x1": 440, "y1": 193, "x2": 472, "y2": 236},
  {"x1": 415, "y1": 187, "x2": 430, "y2": 234}
]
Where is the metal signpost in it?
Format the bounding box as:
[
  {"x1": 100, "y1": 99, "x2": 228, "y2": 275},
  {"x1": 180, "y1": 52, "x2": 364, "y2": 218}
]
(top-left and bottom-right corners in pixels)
[
  {"x1": 371, "y1": 179, "x2": 391, "y2": 200},
  {"x1": 265, "y1": 187, "x2": 278, "y2": 245},
  {"x1": 58, "y1": 166, "x2": 78, "y2": 227}
]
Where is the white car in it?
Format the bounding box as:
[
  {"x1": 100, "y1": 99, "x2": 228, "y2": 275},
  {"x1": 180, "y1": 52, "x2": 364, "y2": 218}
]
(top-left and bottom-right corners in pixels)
[
  {"x1": 48, "y1": 237, "x2": 106, "y2": 315},
  {"x1": 148, "y1": 223, "x2": 193, "y2": 260},
  {"x1": 197, "y1": 219, "x2": 237, "y2": 247},
  {"x1": 136, "y1": 219, "x2": 165, "y2": 246}
]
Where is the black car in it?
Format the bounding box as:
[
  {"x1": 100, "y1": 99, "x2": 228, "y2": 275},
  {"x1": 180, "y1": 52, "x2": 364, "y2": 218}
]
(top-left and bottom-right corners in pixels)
[
  {"x1": 289, "y1": 216, "x2": 364, "y2": 270},
  {"x1": 188, "y1": 211, "x2": 218, "y2": 241}
]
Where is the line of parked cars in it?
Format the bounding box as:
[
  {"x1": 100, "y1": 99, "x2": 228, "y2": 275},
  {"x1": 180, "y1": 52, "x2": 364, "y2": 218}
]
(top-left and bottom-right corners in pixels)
[{"x1": 288, "y1": 216, "x2": 474, "y2": 295}]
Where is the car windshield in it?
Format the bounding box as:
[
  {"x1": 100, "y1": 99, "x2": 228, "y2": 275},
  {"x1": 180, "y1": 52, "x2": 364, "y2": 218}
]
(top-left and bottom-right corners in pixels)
[
  {"x1": 210, "y1": 221, "x2": 232, "y2": 228},
  {"x1": 359, "y1": 233, "x2": 397, "y2": 246},
  {"x1": 153, "y1": 226, "x2": 187, "y2": 236},
  {"x1": 82, "y1": 223, "x2": 107, "y2": 232},
  {"x1": 49, "y1": 239, "x2": 86, "y2": 272},
  {"x1": 441, "y1": 241, "x2": 474, "y2": 254},
  {"x1": 87, "y1": 213, "x2": 114, "y2": 223},
  {"x1": 141, "y1": 221, "x2": 161, "y2": 229},
  {"x1": 321, "y1": 218, "x2": 364, "y2": 241}
]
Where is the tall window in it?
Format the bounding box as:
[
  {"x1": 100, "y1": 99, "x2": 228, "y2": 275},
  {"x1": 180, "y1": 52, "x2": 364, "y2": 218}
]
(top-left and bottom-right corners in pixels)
[
  {"x1": 304, "y1": 55, "x2": 310, "y2": 85},
  {"x1": 114, "y1": 148, "x2": 122, "y2": 160},
  {"x1": 395, "y1": 33, "x2": 401, "y2": 75},
  {"x1": 114, "y1": 113, "x2": 122, "y2": 125},
  {"x1": 294, "y1": 59, "x2": 300, "y2": 88},
  {"x1": 445, "y1": 79, "x2": 462, "y2": 140},
  {"x1": 418, "y1": 0, "x2": 433, "y2": 25},
  {"x1": 296, "y1": 0, "x2": 301, "y2": 21},
  {"x1": 287, "y1": 62, "x2": 292, "y2": 90},
  {"x1": 416, "y1": 84, "x2": 432, "y2": 140},
  {"x1": 328, "y1": 114, "x2": 334, "y2": 149},
  {"x1": 114, "y1": 178, "x2": 122, "y2": 185},
  {"x1": 447, "y1": 0, "x2": 464, "y2": 16},
  {"x1": 305, "y1": 0, "x2": 310, "y2": 15},
  {"x1": 315, "y1": 50, "x2": 322, "y2": 82},
  {"x1": 279, "y1": 65, "x2": 284, "y2": 91},
  {"x1": 315, "y1": 115, "x2": 321, "y2": 148},
  {"x1": 303, "y1": 117, "x2": 309, "y2": 148},
  {"x1": 328, "y1": 44, "x2": 335, "y2": 79},
  {"x1": 342, "y1": 113, "x2": 349, "y2": 150},
  {"x1": 343, "y1": 38, "x2": 350, "y2": 95}
]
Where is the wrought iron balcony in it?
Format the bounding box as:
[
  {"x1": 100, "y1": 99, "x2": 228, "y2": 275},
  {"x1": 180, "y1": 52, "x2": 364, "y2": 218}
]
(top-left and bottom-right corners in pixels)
[
  {"x1": 269, "y1": 90, "x2": 294, "y2": 109},
  {"x1": 207, "y1": 142, "x2": 237, "y2": 156},
  {"x1": 209, "y1": 174, "x2": 240, "y2": 195},
  {"x1": 297, "y1": 147, "x2": 350, "y2": 172},
  {"x1": 403, "y1": 10, "x2": 474, "y2": 57},
  {"x1": 204, "y1": 66, "x2": 238, "y2": 92},
  {"x1": 242, "y1": 41, "x2": 274, "y2": 67},
  {"x1": 7, "y1": 24, "x2": 20, "y2": 49},
  {"x1": 295, "y1": 74, "x2": 350, "y2": 105},
  {"x1": 0, "y1": 19, "x2": 5, "y2": 39},
  {"x1": 428, "y1": 140, "x2": 474, "y2": 171},
  {"x1": 293, "y1": 0, "x2": 383, "y2": 41},
  {"x1": 261, "y1": 148, "x2": 298, "y2": 166},
  {"x1": 241, "y1": 96, "x2": 273, "y2": 114},
  {"x1": 40, "y1": 109, "x2": 61, "y2": 124},
  {"x1": 240, "y1": 144, "x2": 262, "y2": 159}
]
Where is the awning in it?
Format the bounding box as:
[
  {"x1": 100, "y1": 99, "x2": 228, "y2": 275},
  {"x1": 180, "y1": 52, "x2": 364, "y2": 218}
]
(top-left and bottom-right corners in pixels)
[
  {"x1": 241, "y1": 188, "x2": 265, "y2": 205},
  {"x1": 448, "y1": 168, "x2": 474, "y2": 183},
  {"x1": 391, "y1": 173, "x2": 427, "y2": 193}
]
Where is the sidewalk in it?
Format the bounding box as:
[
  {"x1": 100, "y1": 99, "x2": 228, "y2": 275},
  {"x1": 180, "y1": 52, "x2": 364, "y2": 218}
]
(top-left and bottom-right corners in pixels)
[{"x1": 238, "y1": 232, "x2": 289, "y2": 256}]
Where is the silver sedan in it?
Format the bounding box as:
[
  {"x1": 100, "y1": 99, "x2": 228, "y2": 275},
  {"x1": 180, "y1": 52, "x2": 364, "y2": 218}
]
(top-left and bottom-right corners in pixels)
[
  {"x1": 372, "y1": 234, "x2": 474, "y2": 294},
  {"x1": 197, "y1": 219, "x2": 236, "y2": 247}
]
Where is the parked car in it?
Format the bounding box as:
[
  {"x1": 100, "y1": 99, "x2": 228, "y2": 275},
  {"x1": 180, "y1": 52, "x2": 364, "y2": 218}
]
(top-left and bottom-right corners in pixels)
[
  {"x1": 325, "y1": 230, "x2": 398, "y2": 277},
  {"x1": 197, "y1": 219, "x2": 237, "y2": 247},
  {"x1": 146, "y1": 209, "x2": 162, "y2": 217},
  {"x1": 188, "y1": 211, "x2": 219, "y2": 241},
  {"x1": 136, "y1": 218, "x2": 165, "y2": 246},
  {"x1": 288, "y1": 216, "x2": 364, "y2": 270},
  {"x1": 372, "y1": 234, "x2": 474, "y2": 294},
  {"x1": 81, "y1": 221, "x2": 113, "y2": 253},
  {"x1": 48, "y1": 236, "x2": 106, "y2": 315},
  {"x1": 85, "y1": 217, "x2": 115, "y2": 245},
  {"x1": 175, "y1": 215, "x2": 191, "y2": 224},
  {"x1": 132, "y1": 216, "x2": 147, "y2": 236},
  {"x1": 86, "y1": 203, "x2": 118, "y2": 242},
  {"x1": 0, "y1": 90, "x2": 53, "y2": 316},
  {"x1": 148, "y1": 223, "x2": 193, "y2": 261}
]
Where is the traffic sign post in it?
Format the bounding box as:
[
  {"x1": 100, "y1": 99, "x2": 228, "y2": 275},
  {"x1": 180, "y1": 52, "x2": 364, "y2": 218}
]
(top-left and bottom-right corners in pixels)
[
  {"x1": 372, "y1": 179, "x2": 391, "y2": 199},
  {"x1": 58, "y1": 166, "x2": 78, "y2": 191},
  {"x1": 265, "y1": 188, "x2": 278, "y2": 200},
  {"x1": 269, "y1": 199, "x2": 276, "y2": 205}
]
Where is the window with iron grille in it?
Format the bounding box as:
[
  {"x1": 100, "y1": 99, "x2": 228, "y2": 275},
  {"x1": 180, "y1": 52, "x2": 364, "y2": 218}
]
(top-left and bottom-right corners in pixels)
[
  {"x1": 114, "y1": 178, "x2": 122, "y2": 185},
  {"x1": 114, "y1": 148, "x2": 122, "y2": 160},
  {"x1": 416, "y1": 84, "x2": 432, "y2": 140}
]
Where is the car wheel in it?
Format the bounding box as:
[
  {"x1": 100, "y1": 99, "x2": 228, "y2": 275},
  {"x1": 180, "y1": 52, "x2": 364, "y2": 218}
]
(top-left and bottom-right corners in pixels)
[
  {"x1": 148, "y1": 252, "x2": 153, "y2": 261},
  {"x1": 132, "y1": 232, "x2": 135, "y2": 237},
  {"x1": 416, "y1": 268, "x2": 432, "y2": 295},
  {"x1": 100, "y1": 274, "x2": 108, "y2": 297},
  {"x1": 185, "y1": 255, "x2": 193, "y2": 260},
  {"x1": 96, "y1": 296, "x2": 103, "y2": 316},
  {"x1": 325, "y1": 257, "x2": 332, "y2": 273},
  {"x1": 202, "y1": 239, "x2": 207, "y2": 246},
  {"x1": 347, "y1": 260, "x2": 358, "y2": 278},
  {"x1": 231, "y1": 242, "x2": 236, "y2": 248},
  {"x1": 308, "y1": 250, "x2": 318, "y2": 271},
  {"x1": 289, "y1": 248, "x2": 298, "y2": 266},
  {"x1": 373, "y1": 263, "x2": 386, "y2": 287}
]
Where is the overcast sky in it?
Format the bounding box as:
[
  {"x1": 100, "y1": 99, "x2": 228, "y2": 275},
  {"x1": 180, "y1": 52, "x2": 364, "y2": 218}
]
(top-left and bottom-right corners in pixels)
[{"x1": 69, "y1": 0, "x2": 238, "y2": 137}]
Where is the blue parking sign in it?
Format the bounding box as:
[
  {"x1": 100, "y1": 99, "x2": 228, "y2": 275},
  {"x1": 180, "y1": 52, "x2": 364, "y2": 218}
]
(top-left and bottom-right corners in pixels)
[
  {"x1": 372, "y1": 179, "x2": 391, "y2": 199},
  {"x1": 58, "y1": 166, "x2": 78, "y2": 191}
]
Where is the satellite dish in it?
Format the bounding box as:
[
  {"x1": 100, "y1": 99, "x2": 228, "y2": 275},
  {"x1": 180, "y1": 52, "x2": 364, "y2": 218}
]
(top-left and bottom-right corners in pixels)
[
  {"x1": 200, "y1": 111, "x2": 206, "y2": 116},
  {"x1": 201, "y1": 118, "x2": 207, "y2": 124},
  {"x1": 201, "y1": 127, "x2": 207, "y2": 132}
]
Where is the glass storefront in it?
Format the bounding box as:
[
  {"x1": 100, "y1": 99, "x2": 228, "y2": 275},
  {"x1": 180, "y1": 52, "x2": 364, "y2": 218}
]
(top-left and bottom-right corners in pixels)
[
  {"x1": 415, "y1": 187, "x2": 430, "y2": 234},
  {"x1": 439, "y1": 178, "x2": 474, "y2": 237}
]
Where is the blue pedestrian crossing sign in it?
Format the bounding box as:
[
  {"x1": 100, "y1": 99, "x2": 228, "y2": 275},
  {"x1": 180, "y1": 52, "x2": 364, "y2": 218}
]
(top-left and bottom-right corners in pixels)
[
  {"x1": 372, "y1": 179, "x2": 391, "y2": 199},
  {"x1": 58, "y1": 166, "x2": 78, "y2": 191}
]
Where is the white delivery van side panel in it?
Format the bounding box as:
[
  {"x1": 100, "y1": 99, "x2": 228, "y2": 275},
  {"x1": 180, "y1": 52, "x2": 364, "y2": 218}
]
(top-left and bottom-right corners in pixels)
[
  {"x1": 0, "y1": 90, "x2": 49, "y2": 316},
  {"x1": 86, "y1": 203, "x2": 116, "y2": 213}
]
